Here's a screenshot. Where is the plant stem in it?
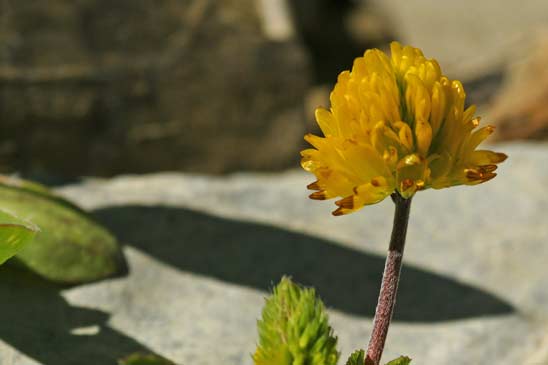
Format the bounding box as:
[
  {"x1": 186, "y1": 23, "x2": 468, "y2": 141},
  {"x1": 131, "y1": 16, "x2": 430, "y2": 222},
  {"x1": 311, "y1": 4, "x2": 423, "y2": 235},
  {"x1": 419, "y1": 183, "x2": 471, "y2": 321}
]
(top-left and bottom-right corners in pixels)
[{"x1": 365, "y1": 192, "x2": 412, "y2": 365}]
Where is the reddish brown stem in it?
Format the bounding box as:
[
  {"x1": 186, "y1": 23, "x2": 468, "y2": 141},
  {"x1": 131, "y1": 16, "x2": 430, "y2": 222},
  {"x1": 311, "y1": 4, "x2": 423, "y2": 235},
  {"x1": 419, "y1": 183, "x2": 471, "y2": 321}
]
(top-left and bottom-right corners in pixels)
[{"x1": 365, "y1": 193, "x2": 412, "y2": 365}]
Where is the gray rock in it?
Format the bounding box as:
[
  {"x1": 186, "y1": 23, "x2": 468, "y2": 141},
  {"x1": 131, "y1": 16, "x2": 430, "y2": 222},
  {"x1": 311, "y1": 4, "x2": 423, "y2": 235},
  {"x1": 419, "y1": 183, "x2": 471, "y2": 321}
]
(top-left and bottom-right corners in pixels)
[
  {"x1": 1, "y1": 142, "x2": 547, "y2": 364},
  {"x1": 0, "y1": 0, "x2": 310, "y2": 176}
]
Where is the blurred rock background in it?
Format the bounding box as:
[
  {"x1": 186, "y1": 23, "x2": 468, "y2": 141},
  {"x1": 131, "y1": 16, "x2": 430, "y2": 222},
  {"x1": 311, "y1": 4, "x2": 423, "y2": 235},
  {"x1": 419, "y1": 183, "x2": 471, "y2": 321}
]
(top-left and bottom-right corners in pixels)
[
  {"x1": 0, "y1": 0, "x2": 547, "y2": 179},
  {"x1": 1, "y1": 2, "x2": 548, "y2": 365}
]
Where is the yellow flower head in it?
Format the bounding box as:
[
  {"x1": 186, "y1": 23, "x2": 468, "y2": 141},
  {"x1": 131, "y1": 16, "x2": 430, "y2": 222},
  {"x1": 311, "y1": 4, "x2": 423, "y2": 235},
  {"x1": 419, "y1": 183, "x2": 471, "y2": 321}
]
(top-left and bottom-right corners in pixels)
[{"x1": 301, "y1": 42, "x2": 507, "y2": 216}]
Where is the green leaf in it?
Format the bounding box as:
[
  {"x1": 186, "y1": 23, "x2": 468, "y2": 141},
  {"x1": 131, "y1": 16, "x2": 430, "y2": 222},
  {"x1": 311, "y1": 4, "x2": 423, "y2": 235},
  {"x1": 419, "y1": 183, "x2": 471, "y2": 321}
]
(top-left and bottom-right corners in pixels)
[
  {"x1": 0, "y1": 209, "x2": 37, "y2": 265},
  {"x1": 0, "y1": 175, "x2": 124, "y2": 283},
  {"x1": 345, "y1": 349, "x2": 365, "y2": 365},
  {"x1": 385, "y1": 356, "x2": 412, "y2": 365},
  {"x1": 344, "y1": 350, "x2": 411, "y2": 365},
  {"x1": 253, "y1": 276, "x2": 339, "y2": 365},
  {"x1": 118, "y1": 352, "x2": 177, "y2": 365}
]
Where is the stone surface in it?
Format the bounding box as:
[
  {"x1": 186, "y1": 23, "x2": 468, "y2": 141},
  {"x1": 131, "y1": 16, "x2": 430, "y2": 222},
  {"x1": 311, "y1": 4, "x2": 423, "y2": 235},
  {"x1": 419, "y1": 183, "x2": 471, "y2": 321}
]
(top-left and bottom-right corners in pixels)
[
  {"x1": 0, "y1": 142, "x2": 546, "y2": 364},
  {"x1": 0, "y1": 0, "x2": 310, "y2": 176}
]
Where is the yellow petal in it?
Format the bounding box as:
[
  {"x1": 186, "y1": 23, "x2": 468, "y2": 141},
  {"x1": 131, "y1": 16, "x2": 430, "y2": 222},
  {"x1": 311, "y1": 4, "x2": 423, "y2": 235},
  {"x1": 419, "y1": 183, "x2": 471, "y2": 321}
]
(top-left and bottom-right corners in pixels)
[
  {"x1": 430, "y1": 81, "x2": 446, "y2": 137},
  {"x1": 415, "y1": 119, "x2": 433, "y2": 155},
  {"x1": 463, "y1": 125, "x2": 495, "y2": 153},
  {"x1": 300, "y1": 149, "x2": 321, "y2": 172},
  {"x1": 333, "y1": 177, "x2": 393, "y2": 216},
  {"x1": 462, "y1": 105, "x2": 477, "y2": 123},
  {"x1": 398, "y1": 123, "x2": 414, "y2": 151},
  {"x1": 469, "y1": 150, "x2": 508, "y2": 165},
  {"x1": 315, "y1": 108, "x2": 337, "y2": 137},
  {"x1": 303, "y1": 133, "x2": 327, "y2": 150}
]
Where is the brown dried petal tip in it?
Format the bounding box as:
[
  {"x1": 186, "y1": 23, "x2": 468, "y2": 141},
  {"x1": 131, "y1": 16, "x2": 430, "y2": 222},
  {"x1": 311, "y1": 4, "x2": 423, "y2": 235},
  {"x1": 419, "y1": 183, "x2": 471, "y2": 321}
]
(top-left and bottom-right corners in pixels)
[
  {"x1": 307, "y1": 181, "x2": 321, "y2": 190},
  {"x1": 335, "y1": 196, "x2": 354, "y2": 209},
  {"x1": 332, "y1": 207, "x2": 346, "y2": 216},
  {"x1": 309, "y1": 191, "x2": 328, "y2": 200}
]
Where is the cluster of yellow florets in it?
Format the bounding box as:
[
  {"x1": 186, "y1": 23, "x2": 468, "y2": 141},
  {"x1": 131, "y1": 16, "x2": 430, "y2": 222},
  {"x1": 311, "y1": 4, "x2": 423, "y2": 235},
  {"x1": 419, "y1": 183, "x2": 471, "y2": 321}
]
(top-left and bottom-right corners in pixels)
[{"x1": 301, "y1": 42, "x2": 507, "y2": 215}]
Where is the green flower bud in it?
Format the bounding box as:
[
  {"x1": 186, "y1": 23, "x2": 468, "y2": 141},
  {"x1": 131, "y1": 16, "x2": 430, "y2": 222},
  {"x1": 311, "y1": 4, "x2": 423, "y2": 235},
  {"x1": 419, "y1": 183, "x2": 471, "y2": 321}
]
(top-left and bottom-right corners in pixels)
[{"x1": 253, "y1": 277, "x2": 339, "y2": 365}]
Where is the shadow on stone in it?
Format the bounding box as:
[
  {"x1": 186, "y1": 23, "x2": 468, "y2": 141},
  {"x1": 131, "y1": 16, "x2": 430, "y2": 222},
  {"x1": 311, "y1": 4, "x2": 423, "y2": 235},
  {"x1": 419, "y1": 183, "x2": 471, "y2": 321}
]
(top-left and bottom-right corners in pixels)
[
  {"x1": 0, "y1": 265, "x2": 163, "y2": 365},
  {"x1": 93, "y1": 205, "x2": 515, "y2": 322}
]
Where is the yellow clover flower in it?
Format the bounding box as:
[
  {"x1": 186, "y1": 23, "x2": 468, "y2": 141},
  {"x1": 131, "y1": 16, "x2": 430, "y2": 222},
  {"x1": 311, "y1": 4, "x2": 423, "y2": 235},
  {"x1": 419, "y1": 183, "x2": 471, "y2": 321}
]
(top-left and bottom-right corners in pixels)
[{"x1": 301, "y1": 42, "x2": 507, "y2": 216}]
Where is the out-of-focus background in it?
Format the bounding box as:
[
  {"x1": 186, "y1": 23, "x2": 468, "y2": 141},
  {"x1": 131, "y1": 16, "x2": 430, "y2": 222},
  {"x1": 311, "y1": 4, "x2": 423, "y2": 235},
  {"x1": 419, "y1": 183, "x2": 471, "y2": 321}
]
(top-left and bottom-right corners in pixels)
[
  {"x1": 1, "y1": 1, "x2": 548, "y2": 365},
  {"x1": 1, "y1": 0, "x2": 547, "y2": 181}
]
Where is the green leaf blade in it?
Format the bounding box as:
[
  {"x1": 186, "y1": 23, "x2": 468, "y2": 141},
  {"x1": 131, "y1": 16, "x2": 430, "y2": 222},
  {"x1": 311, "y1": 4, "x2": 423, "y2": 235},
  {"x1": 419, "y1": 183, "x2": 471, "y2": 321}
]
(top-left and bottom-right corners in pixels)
[
  {"x1": 0, "y1": 176, "x2": 124, "y2": 283},
  {"x1": 385, "y1": 356, "x2": 412, "y2": 365},
  {"x1": 345, "y1": 350, "x2": 411, "y2": 365},
  {"x1": 0, "y1": 209, "x2": 37, "y2": 265},
  {"x1": 345, "y1": 349, "x2": 365, "y2": 365}
]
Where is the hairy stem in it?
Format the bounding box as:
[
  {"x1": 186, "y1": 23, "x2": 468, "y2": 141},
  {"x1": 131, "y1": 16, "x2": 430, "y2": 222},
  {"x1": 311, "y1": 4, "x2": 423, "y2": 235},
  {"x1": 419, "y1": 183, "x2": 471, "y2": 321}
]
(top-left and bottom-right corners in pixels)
[{"x1": 365, "y1": 192, "x2": 412, "y2": 365}]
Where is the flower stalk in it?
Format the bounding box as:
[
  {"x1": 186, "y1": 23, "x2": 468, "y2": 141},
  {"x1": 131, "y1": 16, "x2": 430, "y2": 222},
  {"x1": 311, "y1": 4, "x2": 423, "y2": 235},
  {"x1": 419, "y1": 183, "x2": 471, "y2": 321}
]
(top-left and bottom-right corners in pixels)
[{"x1": 365, "y1": 193, "x2": 412, "y2": 365}]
